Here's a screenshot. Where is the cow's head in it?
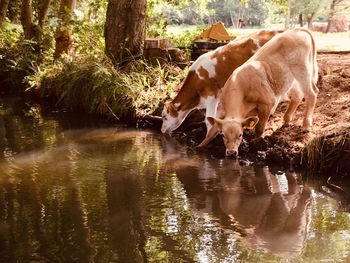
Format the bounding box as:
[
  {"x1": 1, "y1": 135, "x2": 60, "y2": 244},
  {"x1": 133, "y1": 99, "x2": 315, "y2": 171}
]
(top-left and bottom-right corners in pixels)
[
  {"x1": 207, "y1": 116, "x2": 259, "y2": 157},
  {"x1": 161, "y1": 100, "x2": 190, "y2": 134}
]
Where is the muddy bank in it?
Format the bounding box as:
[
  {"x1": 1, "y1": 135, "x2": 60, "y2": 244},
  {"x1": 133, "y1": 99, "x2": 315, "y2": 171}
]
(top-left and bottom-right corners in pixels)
[{"x1": 169, "y1": 52, "x2": 350, "y2": 168}]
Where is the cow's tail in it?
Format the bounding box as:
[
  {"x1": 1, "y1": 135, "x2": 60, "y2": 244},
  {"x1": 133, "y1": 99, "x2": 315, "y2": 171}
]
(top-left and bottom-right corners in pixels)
[
  {"x1": 300, "y1": 28, "x2": 319, "y2": 89},
  {"x1": 310, "y1": 31, "x2": 318, "y2": 87}
]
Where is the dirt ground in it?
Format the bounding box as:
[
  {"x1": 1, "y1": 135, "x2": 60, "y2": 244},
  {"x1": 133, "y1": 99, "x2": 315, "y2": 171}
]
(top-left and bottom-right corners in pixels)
[{"x1": 173, "y1": 52, "x2": 350, "y2": 165}]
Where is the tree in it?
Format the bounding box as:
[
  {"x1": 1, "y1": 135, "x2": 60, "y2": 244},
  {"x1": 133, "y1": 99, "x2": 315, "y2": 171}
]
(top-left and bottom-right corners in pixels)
[
  {"x1": 300, "y1": 0, "x2": 325, "y2": 28},
  {"x1": 325, "y1": 0, "x2": 350, "y2": 33},
  {"x1": 20, "y1": 0, "x2": 52, "y2": 40},
  {"x1": 54, "y1": 0, "x2": 77, "y2": 58},
  {"x1": 208, "y1": 0, "x2": 267, "y2": 28},
  {"x1": 6, "y1": 0, "x2": 20, "y2": 23},
  {"x1": 38, "y1": 0, "x2": 52, "y2": 30},
  {"x1": 105, "y1": 0, "x2": 147, "y2": 65},
  {"x1": 0, "y1": 0, "x2": 10, "y2": 26},
  {"x1": 20, "y1": 0, "x2": 39, "y2": 39}
]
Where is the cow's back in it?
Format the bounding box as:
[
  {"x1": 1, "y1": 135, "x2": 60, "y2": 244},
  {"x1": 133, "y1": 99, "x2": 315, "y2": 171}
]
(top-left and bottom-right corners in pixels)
[
  {"x1": 250, "y1": 29, "x2": 315, "y2": 67},
  {"x1": 233, "y1": 29, "x2": 316, "y2": 98}
]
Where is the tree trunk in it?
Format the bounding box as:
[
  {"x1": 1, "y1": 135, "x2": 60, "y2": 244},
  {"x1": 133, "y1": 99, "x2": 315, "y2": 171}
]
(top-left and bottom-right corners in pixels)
[
  {"x1": 20, "y1": 0, "x2": 38, "y2": 39},
  {"x1": 54, "y1": 0, "x2": 76, "y2": 58},
  {"x1": 38, "y1": 0, "x2": 51, "y2": 29},
  {"x1": 7, "y1": 0, "x2": 20, "y2": 23},
  {"x1": 326, "y1": 0, "x2": 337, "y2": 33},
  {"x1": 299, "y1": 14, "x2": 303, "y2": 27},
  {"x1": 307, "y1": 13, "x2": 315, "y2": 28},
  {"x1": 0, "y1": 0, "x2": 10, "y2": 26},
  {"x1": 105, "y1": 0, "x2": 147, "y2": 65},
  {"x1": 285, "y1": 0, "x2": 291, "y2": 29}
]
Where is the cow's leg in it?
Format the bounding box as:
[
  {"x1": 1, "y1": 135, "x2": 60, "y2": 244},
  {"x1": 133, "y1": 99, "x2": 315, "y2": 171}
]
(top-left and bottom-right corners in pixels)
[
  {"x1": 255, "y1": 104, "x2": 272, "y2": 137},
  {"x1": 203, "y1": 96, "x2": 219, "y2": 134},
  {"x1": 293, "y1": 64, "x2": 319, "y2": 129},
  {"x1": 302, "y1": 82, "x2": 318, "y2": 129},
  {"x1": 283, "y1": 84, "x2": 303, "y2": 125},
  {"x1": 270, "y1": 96, "x2": 281, "y2": 116},
  {"x1": 196, "y1": 126, "x2": 219, "y2": 148}
]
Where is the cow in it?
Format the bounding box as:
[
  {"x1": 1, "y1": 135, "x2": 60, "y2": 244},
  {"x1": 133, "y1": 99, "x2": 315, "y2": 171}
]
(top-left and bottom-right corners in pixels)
[
  {"x1": 198, "y1": 28, "x2": 319, "y2": 157},
  {"x1": 161, "y1": 29, "x2": 284, "y2": 135}
]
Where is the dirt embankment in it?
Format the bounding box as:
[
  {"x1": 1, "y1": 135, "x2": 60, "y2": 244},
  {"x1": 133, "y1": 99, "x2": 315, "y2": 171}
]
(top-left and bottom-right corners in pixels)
[{"x1": 172, "y1": 52, "x2": 350, "y2": 166}]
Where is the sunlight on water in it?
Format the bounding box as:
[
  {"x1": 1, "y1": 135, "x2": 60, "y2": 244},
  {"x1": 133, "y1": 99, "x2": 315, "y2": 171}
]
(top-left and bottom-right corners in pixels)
[{"x1": 0, "y1": 98, "x2": 349, "y2": 262}]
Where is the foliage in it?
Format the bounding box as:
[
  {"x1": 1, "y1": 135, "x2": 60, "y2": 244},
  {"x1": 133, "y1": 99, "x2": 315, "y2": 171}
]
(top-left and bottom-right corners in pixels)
[
  {"x1": 209, "y1": 0, "x2": 267, "y2": 27},
  {"x1": 146, "y1": 0, "x2": 213, "y2": 33},
  {"x1": 27, "y1": 55, "x2": 187, "y2": 119},
  {"x1": 166, "y1": 25, "x2": 206, "y2": 48},
  {"x1": 0, "y1": 19, "x2": 22, "y2": 47},
  {"x1": 0, "y1": 37, "x2": 45, "y2": 89}
]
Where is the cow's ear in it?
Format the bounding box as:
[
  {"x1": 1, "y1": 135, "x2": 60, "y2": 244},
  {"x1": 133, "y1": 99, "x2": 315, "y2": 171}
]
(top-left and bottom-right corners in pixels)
[
  {"x1": 207, "y1": 116, "x2": 223, "y2": 131},
  {"x1": 165, "y1": 100, "x2": 178, "y2": 116},
  {"x1": 242, "y1": 116, "x2": 259, "y2": 130},
  {"x1": 164, "y1": 100, "x2": 172, "y2": 110},
  {"x1": 243, "y1": 37, "x2": 255, "y2": 48}
]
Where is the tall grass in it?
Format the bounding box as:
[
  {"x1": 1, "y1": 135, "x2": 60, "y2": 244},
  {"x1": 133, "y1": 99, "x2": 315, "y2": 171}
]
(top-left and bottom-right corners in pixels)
[
  {"x1": 301, "y1": 130, "x2": 350, "y2": 174},
  {"x1": 27, "y1": 55, "x2": 187, "y2": 121}
]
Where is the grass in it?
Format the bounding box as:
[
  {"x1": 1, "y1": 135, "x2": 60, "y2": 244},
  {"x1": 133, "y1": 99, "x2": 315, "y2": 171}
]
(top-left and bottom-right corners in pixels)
[
  {"x1": 27, "y1": 55, "x2": 187, "y2": 121},
  {"x1": 302, "y1": 130, "x2": 350, "y2": 173}
]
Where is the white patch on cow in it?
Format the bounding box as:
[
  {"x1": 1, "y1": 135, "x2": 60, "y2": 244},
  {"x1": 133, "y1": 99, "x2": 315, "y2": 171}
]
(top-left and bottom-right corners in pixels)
[
  {"x1": 190, "y1": 53, "x2": 218, "y2": 80},
  {"x1": 252, "y1": 38, "x2": 261, "y2": 52},
  {"x1": 222, "y1": 56, "x2": 227, "y2": 61},
  {"x1": 200, "y1": 95, "x2": 219, "y2": 132},
  {"x1": 174, "y1": 102, "x2": 181, "y2": 109},
  {"x1": 161, "y1": 105, "x2": 193, "y2": 134},
  {"x1": 216, "y1": 46, "x2": 224, "y2": 53}
]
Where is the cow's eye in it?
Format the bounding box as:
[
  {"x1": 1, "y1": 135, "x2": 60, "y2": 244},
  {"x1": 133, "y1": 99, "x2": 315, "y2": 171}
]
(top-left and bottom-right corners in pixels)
[{"x1": 239, "y1": 133, "x2": 242, "y2": 138}]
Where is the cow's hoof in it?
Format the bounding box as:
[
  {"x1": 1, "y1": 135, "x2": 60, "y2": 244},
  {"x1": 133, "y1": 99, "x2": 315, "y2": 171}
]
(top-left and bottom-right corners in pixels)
[{"x1": 195, "y1": 144, "x2": 205, "y2": 149}]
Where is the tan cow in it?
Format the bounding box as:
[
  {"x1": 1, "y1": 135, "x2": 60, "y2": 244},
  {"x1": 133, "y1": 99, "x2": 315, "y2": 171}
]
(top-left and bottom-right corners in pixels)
[
  {"x1": 199, "y1": 28, "x2": 318, "y2": 157},
  {"x1": 161, "y1": 29, "x2": 284, "y2": 134}
]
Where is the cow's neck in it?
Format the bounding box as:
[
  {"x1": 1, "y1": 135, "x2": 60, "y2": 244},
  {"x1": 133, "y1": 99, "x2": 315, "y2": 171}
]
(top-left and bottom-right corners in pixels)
[
  {"x1": 172, "y1": 83, "x2": 201, "y2": 113},
  {"x1": 223, "y1": 86, "x2": 254, "y2": 121}
]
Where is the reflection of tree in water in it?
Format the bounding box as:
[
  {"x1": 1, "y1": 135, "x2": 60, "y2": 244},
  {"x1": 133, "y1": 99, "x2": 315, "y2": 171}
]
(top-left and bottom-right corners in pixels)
[
  {"x1": 0, "y1": 143, "x2": 96, "y2": 262},
  {"x1": 105, "y1": 166, "x2": 146, "y2": 263},
  {"x1": 58, "y1": 144, "x2": 95, "y2": 262}
]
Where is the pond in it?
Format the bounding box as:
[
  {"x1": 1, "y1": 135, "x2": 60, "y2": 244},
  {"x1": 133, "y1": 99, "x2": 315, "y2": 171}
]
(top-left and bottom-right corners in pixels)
[{"x1": 0, "y1": 97, "x2": 349, "y2": 263}]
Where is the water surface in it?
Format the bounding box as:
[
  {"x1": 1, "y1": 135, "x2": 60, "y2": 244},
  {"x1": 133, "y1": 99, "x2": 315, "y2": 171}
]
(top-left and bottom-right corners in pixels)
[{"x1": 0, "y1": 97, "x2": 349, "y2": 262}]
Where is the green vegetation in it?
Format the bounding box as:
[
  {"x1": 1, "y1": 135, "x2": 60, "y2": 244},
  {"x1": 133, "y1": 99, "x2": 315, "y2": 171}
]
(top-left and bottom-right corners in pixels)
[
  {"x1": 0, "y1": 1, "x2": 186, "y2": 120},
  {"x1": 27, "y1": 56, "x2": 186, "y2": 119}
]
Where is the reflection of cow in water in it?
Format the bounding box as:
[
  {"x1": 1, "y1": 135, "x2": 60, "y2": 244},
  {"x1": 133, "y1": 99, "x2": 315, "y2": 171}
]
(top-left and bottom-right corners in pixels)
[
  {"x1": 167, "y1": 149, "x2": 313, "y2": 256},
  {"x1": 218, "y1": 167, "x2": 312, "y2": 255}
]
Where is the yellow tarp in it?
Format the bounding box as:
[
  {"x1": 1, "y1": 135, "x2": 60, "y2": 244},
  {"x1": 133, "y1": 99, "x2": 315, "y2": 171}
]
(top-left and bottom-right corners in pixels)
[{"x1": 196, "y1": 22, "x2": 236, "y2": 41}]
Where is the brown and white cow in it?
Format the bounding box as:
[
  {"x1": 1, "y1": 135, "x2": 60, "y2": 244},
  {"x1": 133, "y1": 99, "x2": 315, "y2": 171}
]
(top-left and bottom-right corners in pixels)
[
  {"x1": 161, "y1": 29, "x2": 284, "y2": 134},
  {"x1": 200, "y1": 29, "x2": 319, "y2": 157}
]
